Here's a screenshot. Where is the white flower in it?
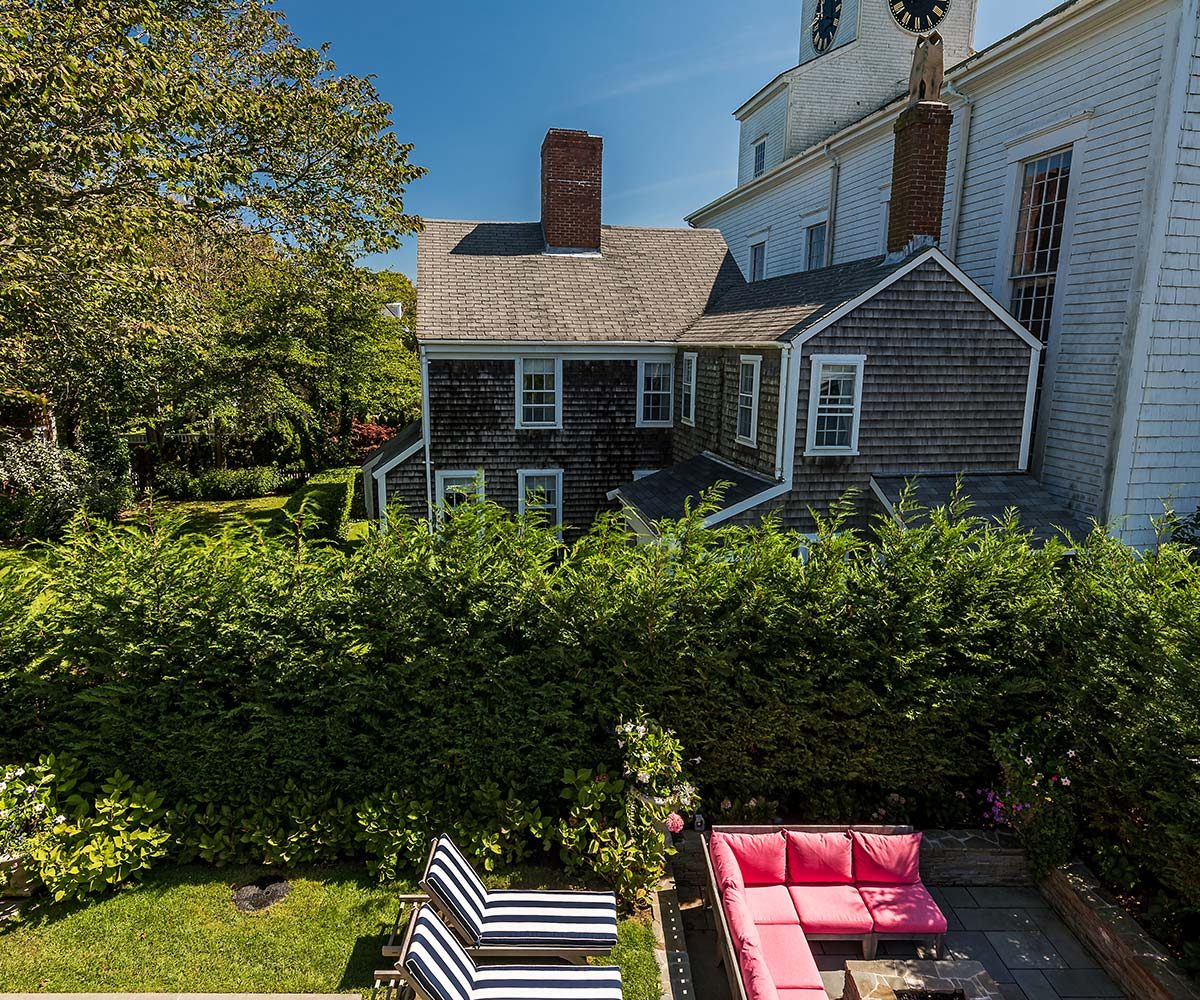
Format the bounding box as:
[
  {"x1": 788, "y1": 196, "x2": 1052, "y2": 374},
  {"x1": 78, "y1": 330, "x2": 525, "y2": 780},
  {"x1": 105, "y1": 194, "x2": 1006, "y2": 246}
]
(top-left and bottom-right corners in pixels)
[
  {"x1": 1060, "y1": 778, "x2": 1070, "y2": 787},
  {"x1": 14, "y1": 768, "x2": 24, "y2": 778},
  {"x1": 637, "y1": 771, "x2": 650, "y2": 784},
  {"x1": 55, "y1": 814, "x2": 66, "y2": 824},
  {"x1": 24, "y1": 785, "x2": 34, "y2": 795},
  {"x1": 1024, "y1": 757, "x2": 1033, "y2": 765},
  {"x1": 32, "y1": 803, "x2": 44, "y2": 813}
]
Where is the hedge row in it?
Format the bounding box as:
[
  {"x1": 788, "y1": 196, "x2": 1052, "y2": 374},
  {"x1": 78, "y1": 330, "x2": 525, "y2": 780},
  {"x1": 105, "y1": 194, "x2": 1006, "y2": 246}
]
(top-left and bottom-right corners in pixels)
[
  {"x1": 283, "y1": 467, "x2": 357, "y2": 540},
  {"x1": 0, "y1": 499, "x2": 1196, "y2": 949}
]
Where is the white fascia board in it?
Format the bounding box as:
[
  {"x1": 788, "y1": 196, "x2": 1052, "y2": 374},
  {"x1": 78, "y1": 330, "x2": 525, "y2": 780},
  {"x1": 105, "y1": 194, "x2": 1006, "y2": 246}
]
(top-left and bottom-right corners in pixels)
[
  {"x1": 703, "y1": 480, "x2": 791, "y2": 528},
  {"x1": 372, "y1": 437, "x2": 425, "y2": 481},
  {"x1": 869, "y1": 476, "x2": 905, "y2": 526},
  {"x1": 421, "y1": 341, "x2": 679, "y2": 361}
]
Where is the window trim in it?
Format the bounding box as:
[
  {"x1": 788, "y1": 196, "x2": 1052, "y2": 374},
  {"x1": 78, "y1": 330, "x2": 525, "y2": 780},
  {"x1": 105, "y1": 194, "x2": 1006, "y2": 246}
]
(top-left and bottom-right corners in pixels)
[
  {"x1": 749, "y1": 239, "x2": 767, "y2": 282},
  {"x1": 434, "y1": 469, "x2": 485, "y2": 524},
  {"x1": 804, "y1": 354, "x2": 866, "y2": 456},
  {"x1": 514, "y1": 356, "x2": 563, "y2": 430},
  {"x1": 680, "y1": 351, "x2": 698, "y2": 426},
  {"x1": 752, "y1": 136, "x2": 768, "y2": 178},
  {"x1": 636, "y1": 359, "x2": 674, "y2": 428},
  {"x1": 517, "y1": 468, "x2": 564, "y2": 535},
  {"x1": 735, "y1": 354, "x2": 762, "y2": 448}
]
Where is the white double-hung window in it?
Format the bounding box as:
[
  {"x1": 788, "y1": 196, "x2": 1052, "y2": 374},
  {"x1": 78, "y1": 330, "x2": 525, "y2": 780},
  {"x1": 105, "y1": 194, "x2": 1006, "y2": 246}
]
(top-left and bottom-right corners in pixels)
[
  {"x1": 518, "y1": 469, "x2": 563, "y2": 535},
  {"x1": 805, "y1": 355, "x2": 865, "y2": 455},
  {"x1": 680, "y1": 352, "x2": 697, "y2": 426},
  {"x1": 636, "y1": 359, "x2": 673, "y2": 427},
  {"x1": 736, "y1": 355, "x2": 761, "y2": 447},
  {"x1": 434, "y1": 470, "x2": 484, "y2": 524},
  {"x1": 515, "y1": 357, "x2": 562, "y2": 429}
]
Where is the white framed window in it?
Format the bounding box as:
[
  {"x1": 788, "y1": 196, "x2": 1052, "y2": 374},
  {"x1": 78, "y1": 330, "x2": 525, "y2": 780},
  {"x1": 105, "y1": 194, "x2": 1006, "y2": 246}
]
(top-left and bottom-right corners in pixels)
[
  {"x1": 434, "y1": 469, "x2": 484, "y2": 524},
  {"x1": 753, "y1": 138, "x2": 767, "y2": 178},
  {"x1": 749, "y1": 240, "x2": 766, "y2": 282},
  {"x1": 805, "y1": 354, "x2": 865, "y2": 456},
  {"x1": 805, "y1": 221, "x2": 827, "y2": 270},
  {"x1": 517, "y1": 468, "x2": 563, "y2": 534},
  {"x1": 636, "y1": 359, "x2": 673, "y2": 427},
  {"x1": 680, "y1": 352, "x2": 697, "y2": 426},
  {"x1": 515, "y1": 357, "x2": 562, "y2": 429},
  {"x1": 1008, "y1": 146, "x2": 1073, "y2": 436},
  {"x1": 736, "y1": 355, "x2": 761, "y2": 447},
  {"x1": 878, "y1": 184, "x2": 891, "y2": 254}
]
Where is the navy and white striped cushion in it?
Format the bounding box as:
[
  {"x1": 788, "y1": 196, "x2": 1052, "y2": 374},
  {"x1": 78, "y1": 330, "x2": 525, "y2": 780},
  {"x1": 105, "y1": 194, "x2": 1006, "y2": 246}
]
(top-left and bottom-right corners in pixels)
[
  {"x1": 471, "y1": 964, "x2": 623, "y2": 1000},
  {"x1": 404, "y1": 906, "x2": 475, "y2": 1000},
  {"x1": 424, "y1": 835, "x2": 489, "y2": 941},
  {"x1": 479, "y1": 890, "x2": 619, "y2": 950}
]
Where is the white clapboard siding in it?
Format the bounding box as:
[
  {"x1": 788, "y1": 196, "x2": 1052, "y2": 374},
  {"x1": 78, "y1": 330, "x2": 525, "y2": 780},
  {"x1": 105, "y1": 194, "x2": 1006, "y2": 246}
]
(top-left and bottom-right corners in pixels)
[
  {"x1": 1120, "y1": 2, "x2": 1200, "y2": 547},
  {"x1": 738, "y1": 90, "x2": 789, "y2": 187}
]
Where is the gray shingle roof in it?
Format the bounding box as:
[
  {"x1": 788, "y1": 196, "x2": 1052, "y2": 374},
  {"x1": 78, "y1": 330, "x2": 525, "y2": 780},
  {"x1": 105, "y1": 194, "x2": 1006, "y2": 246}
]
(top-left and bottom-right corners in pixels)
[
  {"x1": 871, "y1": 472, "x2": 1092, "y2": 544},
  {"x1": 612, "y1": 454, "x2": 776, "y2": 524},
  {"x1": 416, "y1": 221, "x2": 744, "y2": 342},
  {"x1": 360, "y1": 420, "x2": 422, "y2": 472},
  {"x1": 677, "y1": 253, "x2": 918, "y2": 344}
]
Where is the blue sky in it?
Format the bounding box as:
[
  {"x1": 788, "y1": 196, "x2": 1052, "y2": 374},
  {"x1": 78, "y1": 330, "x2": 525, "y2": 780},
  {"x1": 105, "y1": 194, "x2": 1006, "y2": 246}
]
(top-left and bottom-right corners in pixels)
[{"x1": 279, "y1": 0, "x2": 1061, "y2": 279}]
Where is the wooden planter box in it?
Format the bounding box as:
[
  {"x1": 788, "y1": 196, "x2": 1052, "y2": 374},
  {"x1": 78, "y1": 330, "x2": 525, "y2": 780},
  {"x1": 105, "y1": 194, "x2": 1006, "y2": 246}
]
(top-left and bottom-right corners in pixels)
[{"x1": 1, "y1": 855, "x2": 34, "y2": 898}]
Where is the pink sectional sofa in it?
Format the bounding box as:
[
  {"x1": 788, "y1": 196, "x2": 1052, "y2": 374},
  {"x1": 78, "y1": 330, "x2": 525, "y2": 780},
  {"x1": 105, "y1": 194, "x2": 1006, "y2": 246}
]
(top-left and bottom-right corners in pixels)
[{"x1": 703, "y1": 826, "x2": 948, "y2": 1000}]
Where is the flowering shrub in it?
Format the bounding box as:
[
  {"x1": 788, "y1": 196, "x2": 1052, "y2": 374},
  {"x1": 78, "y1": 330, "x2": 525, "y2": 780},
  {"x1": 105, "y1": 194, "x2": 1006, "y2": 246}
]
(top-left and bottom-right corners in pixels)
[
  {"x1": 557, "y1": 715, "x2": 698, "y2": 904},
  {"x1": 715, "y1": 796, "x2": 779, "y2": 824},
  {"x1": 0, "y1": 436, "x2": 91, "y2": 539},
  {"x1": 0, "y1": 763, "x2": 57, "y2": 882},
  {"x1": 987, "y1": 723, "x2": 1077, "y2": 877}
]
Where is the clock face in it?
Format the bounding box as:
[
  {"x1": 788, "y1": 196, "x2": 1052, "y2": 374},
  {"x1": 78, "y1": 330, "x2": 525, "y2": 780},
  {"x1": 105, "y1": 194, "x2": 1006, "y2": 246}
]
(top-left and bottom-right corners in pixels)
[
  {"x1": 888, "y1": 0, "x2": 950, "y2": 33},
  {"x1": 810, "y1": 0, "x2": 842, "y2": 52}
]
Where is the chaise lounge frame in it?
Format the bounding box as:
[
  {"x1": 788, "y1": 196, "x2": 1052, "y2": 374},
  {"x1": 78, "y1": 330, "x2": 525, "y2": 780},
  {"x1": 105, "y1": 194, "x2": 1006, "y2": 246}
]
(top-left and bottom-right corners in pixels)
[{"x1": 702, "y1": 824, "x2": 945, "y2": 1000}]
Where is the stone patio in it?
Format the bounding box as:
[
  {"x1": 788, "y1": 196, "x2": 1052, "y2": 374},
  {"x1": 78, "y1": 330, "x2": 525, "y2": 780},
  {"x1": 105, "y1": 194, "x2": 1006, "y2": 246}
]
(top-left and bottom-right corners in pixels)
[{"x1": 671, "y1": 835, "x2": 1128, "y2": 1000}]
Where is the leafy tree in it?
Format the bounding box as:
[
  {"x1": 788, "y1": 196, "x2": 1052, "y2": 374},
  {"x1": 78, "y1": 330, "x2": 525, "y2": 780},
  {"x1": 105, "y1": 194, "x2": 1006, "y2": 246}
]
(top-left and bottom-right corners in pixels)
[{"x1": 0, "y1": 0, "x2": 425, "y2": 439}]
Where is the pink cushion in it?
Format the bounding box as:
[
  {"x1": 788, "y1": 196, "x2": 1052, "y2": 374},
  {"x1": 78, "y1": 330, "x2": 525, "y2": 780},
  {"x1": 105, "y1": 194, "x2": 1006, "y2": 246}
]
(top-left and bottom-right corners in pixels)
[
  {"x1": 778, "y1": 992, "x2": 830, "y2": 1000},
  {"x1": 851, "y1": 831, "x2": 922, "y2": 884},
  {"x1": 785, "y1": 831, "x2": 853, "y2": 884},
  {"x1": 756, "y1": 923, "x2": 824, "y2": 989},
  {"x1": 723, "y1": 885, "x2": 757, "y2": 949},
  {"x1": 787, "y1": 884, "x2": 873, "y2": 935},
  {"x1": 858, "y1": 883, "x2": 948, "y2": 935},
  {"x1": 738, "y1": 936, "x2": 781, "y2": 1000},
  {"x1": 746, "y1": 884, "x2": 800, "y2": 925},
  {"x1": 710, "y1": 833, "x2": 745, "y2": 892},
  {"x1": 716, "y1": 831, "x2": 786, "y2": 886}
]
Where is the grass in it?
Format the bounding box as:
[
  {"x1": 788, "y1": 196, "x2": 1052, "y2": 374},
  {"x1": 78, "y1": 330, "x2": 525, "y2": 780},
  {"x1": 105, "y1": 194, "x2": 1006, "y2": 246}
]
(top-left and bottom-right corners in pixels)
[
  {"x1": 145, "y1": 493, "x2": 371, "y2": 543},
  {"x1": 0, "y1": 863, "x2": 662, "y2": 998}
]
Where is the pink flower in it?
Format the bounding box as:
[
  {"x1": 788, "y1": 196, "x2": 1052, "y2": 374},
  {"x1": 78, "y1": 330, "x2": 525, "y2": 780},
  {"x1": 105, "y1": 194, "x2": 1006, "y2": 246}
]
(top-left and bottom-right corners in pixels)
[
  {"x1": 666, "y1": 812, "x2": 685, "y2": 834},
  {"x1": 1061, "y1": 777, "x2": 1070, "y2": 787}
]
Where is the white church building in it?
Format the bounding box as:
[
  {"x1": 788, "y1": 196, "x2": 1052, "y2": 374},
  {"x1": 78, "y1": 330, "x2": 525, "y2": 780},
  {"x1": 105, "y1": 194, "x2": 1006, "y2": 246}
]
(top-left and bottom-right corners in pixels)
[{"x1": 688, "y1": 0, "x2": 1200, "y2": 546}]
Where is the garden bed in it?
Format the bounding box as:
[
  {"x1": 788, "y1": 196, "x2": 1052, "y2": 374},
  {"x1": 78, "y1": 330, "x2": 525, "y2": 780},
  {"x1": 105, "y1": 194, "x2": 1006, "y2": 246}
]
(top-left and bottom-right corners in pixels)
[{"x1": 0, "y1": 863, "x2": 661, "y2": 998}]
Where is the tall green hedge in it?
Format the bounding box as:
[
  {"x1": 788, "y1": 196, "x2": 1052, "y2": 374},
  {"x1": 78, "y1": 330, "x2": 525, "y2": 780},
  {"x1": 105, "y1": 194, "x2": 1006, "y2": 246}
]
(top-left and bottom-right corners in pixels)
[
  {"x1": 0, "y1": 499, "x2": 1196, "y2": 937},
  {"x1": 284, "y1": 466, "x2": 356, "y2": 540}
]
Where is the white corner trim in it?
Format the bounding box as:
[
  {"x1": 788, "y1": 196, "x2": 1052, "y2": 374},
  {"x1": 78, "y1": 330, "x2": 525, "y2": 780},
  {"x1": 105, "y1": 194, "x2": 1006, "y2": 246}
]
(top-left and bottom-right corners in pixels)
[
  {"x1": 1018, "y1": 349, "x2": 1041, "y2": 471},
  {"x1": 804, "y1": 354, "x2": 865, "y2": 456},
  {"x1": 420, "y1": 346, "x2": 433, "y2": 526},
  {"x1": 869, "y1": 476, "x2": 905, "y2": 526},
  {"x1": 773, "y1": 343, "x2": 792, "y2": 479}
]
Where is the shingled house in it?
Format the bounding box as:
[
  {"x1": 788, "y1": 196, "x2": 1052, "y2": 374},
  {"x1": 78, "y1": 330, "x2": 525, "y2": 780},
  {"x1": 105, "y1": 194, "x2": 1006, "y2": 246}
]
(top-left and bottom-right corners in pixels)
[{"x1": 365, "y1": 113, "x2": 1085, "y2": 541}]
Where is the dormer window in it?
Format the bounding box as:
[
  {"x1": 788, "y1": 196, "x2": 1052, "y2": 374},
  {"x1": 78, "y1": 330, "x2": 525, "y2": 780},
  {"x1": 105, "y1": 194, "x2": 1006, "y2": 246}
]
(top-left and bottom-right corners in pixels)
[
  {"x1": 515, "y1": 357, "x2": 562, "y2": 429},
  {"x1": 753, "y1": 138, "x2": 767, "y2": 178}
]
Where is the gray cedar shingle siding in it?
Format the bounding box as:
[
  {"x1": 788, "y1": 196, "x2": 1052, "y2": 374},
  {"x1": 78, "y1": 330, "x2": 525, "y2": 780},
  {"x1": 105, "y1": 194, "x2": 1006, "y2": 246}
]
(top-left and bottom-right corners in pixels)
[
  {"x1": 383, "y1": 448, "x2": 428, "y2": 520},
  {"x1": 426, "y1": 358, "x2": 672, "y2": 535},
  {"x1": 673, "y1": 348, "x2": 782, "y2": 480},
  {"x1": 774, "y1": 260, "x2": 1032, "y2": 531}
]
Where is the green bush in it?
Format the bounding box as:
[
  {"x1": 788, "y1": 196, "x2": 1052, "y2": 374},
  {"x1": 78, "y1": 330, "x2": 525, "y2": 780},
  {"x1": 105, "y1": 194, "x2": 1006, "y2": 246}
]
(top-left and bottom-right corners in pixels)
[
  {"x1": 0, "y1": 498, "x2": 1196, "y2": 920},
  {"x1": 152, "y1": 463, "x2": 197, "y2": 500},
  {"x1": 194, "y1": 465, "x2": 284, "y2": 500},
  {"x1": 284, "y1": 466, "x2": 356, "y2": 540}
]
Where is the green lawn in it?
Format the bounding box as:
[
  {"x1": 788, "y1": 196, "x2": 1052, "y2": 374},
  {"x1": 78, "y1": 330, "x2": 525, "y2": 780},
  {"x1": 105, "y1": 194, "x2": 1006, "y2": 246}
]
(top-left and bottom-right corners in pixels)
[
  {"x1": 0, "y1": 864, "x2": 662, "y2": 998},
  {"x1": 147, "y1": 495, "x2": 371, "y2": 541}
]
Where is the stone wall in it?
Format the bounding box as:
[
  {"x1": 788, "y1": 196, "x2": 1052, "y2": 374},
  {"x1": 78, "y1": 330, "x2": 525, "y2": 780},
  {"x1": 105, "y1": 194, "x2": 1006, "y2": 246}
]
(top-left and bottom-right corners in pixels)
[{"x1": 1041, "y1": 863, "x2": 1200, "y2": 1000}]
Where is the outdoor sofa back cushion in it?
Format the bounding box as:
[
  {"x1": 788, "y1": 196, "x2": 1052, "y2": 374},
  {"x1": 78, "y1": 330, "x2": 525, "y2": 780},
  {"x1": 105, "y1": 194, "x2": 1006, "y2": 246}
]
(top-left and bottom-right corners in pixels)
[
  {"x1": 714, "y1": 830, "x2": 787, "y2": 886},
  {"x1": 784, "y1": 830, "x2": 853, "y2": 884},
  {"x1": 711, "y1": 831, "x2": 746, "y2": 892},
  {"x1": 738, "y1": 935, "x2": 782, "y2": 1000},
  {"x1": 850, "y1": 830, "x2": 922, "y2": 884}
]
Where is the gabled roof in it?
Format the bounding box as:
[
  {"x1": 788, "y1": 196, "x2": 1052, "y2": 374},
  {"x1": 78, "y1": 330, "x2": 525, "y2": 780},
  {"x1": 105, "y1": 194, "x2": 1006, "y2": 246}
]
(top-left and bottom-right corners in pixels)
[
  {"x1": 361, "y1": 421, "x2": 423, "y2": 475},
  {"x1": 416, "y1": 221, "x2": 744, "y2": 343},
  {"x1": 610, "y1": 453, "x2": 776, "y2": 526},
  {"x1": 677, "y1": 253, "x2": 911, "y2": 345}
]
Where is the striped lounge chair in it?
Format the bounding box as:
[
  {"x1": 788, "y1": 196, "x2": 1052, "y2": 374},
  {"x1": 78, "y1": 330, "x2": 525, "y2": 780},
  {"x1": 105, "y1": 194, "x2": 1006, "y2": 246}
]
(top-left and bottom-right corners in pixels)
[
  {"x1": 400, "y1": 904, "x2": 623, "y2": 1000},
  {"x1": 420, "y1": 835, "x2": 619, "y2": 962}
]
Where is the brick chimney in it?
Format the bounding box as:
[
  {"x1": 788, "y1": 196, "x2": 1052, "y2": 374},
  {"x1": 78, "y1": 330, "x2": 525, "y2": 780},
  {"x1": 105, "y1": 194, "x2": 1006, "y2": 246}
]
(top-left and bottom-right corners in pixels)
[
  {"x1": 541, "y1": 128, "x2": 603, "y2": 253},
  {"x1": 887, "y1": 35, "x2": 952, "y2": 255}
]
